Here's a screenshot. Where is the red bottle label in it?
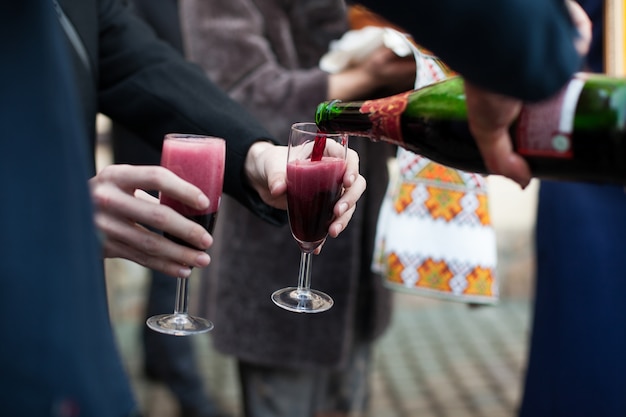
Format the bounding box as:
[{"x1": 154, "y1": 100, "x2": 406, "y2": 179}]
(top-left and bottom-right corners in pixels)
[
  {"x1": 360, "y1": 91, "x2": 411, "y2": 145},
  {"x1": 515, "y1": 76, "x2": 586, "y2": 158}
]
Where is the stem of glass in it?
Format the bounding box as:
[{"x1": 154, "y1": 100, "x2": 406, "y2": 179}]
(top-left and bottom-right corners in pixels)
[
  {"x1": 173, "y1": 277, "x2": 189, "y2": 315},
  {"x1": 296, "y1": 251, "x2": 313, "y2": 297}
]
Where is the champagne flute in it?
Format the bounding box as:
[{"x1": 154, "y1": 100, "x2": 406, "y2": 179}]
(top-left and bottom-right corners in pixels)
[
  {"x1": 271, "y1": 122, "x2": 348, "y2": 313},
  {"x1": 147, "y1": 133, "x2": 225, "y2": 336}
]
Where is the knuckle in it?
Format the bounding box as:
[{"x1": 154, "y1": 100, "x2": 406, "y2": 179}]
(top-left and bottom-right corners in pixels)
[
  {"x1": 187, "y1": 225, "x2": 205, "y2": 242},
  {"x1": 358, "y1": 175, "x2": 367, "y2": 189},
  {"x1": 98, "y1": 164, "x2": 123, "y2": 182},
  {"x1": 148, "y1": 206, "x2": 171, "y2": 229},
  {"x1": 144, "y1": 165, "x2": 164, "y2": 185},
  {"x1": 91, "y1": 185, "x2": 112, "y2": 208},
  {"x1": 140, "y1": 234, "x2": 161, "y2": 255}
]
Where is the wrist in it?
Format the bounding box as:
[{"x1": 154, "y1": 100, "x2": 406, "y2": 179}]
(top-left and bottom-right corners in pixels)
[
  {"x1": 244, "y1": 140, "x2": 274, "y2": 183},
  {"x1": 328, "y1": 70, "x2": 374, "y2": 101}
]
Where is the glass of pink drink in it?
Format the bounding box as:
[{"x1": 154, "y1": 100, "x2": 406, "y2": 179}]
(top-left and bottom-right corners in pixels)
[
  {"x1": 271, "y1": 122, "x2": 348, "y2": 313},
  {"x1": 146, "y1": 134, "x2": 225, "y2": 335}
]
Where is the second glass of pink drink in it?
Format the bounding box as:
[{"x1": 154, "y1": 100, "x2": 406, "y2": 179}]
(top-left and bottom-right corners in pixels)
[
  {"x1": 147, "y1": 134, "x2": 225, "y2": 335},
  {"x1": 271, "y1": 122, "x2": 348, "y2": 313}
]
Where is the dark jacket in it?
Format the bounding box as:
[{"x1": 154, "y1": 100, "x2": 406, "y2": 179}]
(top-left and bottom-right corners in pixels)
[
  {"x1": 0, "y1": 2, "x2": 137, "y2": 417},
  {"x1": 359, "y1": 0, "x2": 583, "y2": 101},
  {"x1": 5, "y1": 0, "x2": 288, "y2": 414},
  {"x1": 181, "y1": 0, "x2": 393, "y2": 370},
  {"x1": 521, "y1": 1, "x2": 626, "y2": 416},
  {"x1": 59, "y1": 0, "x2": 284, "y2": 225}
]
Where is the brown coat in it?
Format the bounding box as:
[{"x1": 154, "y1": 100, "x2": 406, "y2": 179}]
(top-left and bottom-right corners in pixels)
[{"x1": 181, "y1": 0, "x2": 394, "y2": 370}]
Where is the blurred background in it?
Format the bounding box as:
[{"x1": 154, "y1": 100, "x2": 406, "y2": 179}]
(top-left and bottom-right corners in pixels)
[{"x1": 97, "y1": 115, "x2": 538, "y2": 417}]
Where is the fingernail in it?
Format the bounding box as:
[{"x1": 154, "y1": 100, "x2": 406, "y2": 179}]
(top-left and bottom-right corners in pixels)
[
  {"x1": 200, "y1": 233, "x2": 212, "y2": 248},
  {"x1": 196, "y1": 252, "x2": 210, "y2": 266},
  {"x1": 338, "y1": 202, "x2": 348, "y2": 215},
  {"x1": 349, "y1": 174, "x2": 356, "y2": 184},
  {"x1": 179, "y1": 267, "x2": 192, "y2": 278},
  {"x1": 197, "y1": 194, "x2": 209, "y2": 208}
]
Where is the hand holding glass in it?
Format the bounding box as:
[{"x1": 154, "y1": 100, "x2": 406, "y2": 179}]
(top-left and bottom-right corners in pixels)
[
  {"x1": 147, "y1": 134, "x2": 225, "y2": 335},
  {"x1": 271, "y1": 122, "x2": 348, "y2": 313}
]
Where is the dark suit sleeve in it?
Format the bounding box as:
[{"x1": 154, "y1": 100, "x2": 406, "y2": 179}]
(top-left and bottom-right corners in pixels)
[
  {"x1": 131, "y1": 0, "x2": 184, "y2": 52},
  {"x1": 0, "y1": 2, "x2": 138, "y2": 416},
  {"x1": 96, "y1": 0, "x2": 285, "y2": 225},
  {"x1": 357, "y1": 0, "x2": 583, "y2": 101}
]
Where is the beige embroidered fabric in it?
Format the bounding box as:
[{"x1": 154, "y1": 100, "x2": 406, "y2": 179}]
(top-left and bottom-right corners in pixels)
[
  {"x1": 321, "y1": 5, "x2": 499, "y2": 304},
  {"x1": 364, "y1": 26, "x2": 499, "y2": 304}
]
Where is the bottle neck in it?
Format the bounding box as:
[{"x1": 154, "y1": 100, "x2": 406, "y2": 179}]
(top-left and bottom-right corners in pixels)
[{"x1": 316, "y1": 99, "x2": 374, "y2": 137}]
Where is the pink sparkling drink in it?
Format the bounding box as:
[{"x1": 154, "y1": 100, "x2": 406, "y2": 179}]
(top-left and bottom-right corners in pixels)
[
  {"x1": 160, "y1": 135, "x2": 225, "y2": 245},
  {"x1": 286, "y1": 156, "x2": 346, "y2": 252}
]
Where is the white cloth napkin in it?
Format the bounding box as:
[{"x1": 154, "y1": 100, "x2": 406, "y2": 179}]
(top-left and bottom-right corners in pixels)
[{"x1": 319, "y1": 26, "x2": 414, "y2": 73}]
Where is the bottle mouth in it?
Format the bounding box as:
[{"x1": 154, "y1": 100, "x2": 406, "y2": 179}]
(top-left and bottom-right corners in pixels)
[{"x1": 315, "y1": 99, "x2": 342, "y2": 125}]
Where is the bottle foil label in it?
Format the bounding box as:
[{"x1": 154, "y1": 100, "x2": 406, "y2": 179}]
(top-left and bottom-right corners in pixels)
[
  {"x1": 515, "y1": 76, "x2": 586, "y2": 158},
  {"x1": 360, "y1": 91, "x2": 411, "y2": 146}
]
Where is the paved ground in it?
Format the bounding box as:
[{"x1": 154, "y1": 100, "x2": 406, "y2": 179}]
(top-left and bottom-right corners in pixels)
[
  {"x1": 107, "y1": 272, "x2": 533, "y2": 417},
  {"x1": 99, "y1": 137, "x2": 539, "y2": 417},
  {"x1": 368, "y1": 297, "x2": 530, "y2": 417}
]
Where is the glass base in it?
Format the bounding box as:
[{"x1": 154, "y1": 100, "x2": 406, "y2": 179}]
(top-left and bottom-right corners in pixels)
[
  {"x1": 146, "y1": 313, "x2": 214, "y2": 336},
  {"x1": 271, "y1": 287, "x2": 334, "y2": 313}
]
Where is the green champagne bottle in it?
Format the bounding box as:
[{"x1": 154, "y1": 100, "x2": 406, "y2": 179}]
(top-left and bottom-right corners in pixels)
[{"x1": 315, "y1": 73, "x2": 626, "y2": 185}]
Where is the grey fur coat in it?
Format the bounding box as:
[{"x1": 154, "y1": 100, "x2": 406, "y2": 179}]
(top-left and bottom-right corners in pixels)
[{"x1": 181, "y1": 0, "x2": 394, "y2": 370}]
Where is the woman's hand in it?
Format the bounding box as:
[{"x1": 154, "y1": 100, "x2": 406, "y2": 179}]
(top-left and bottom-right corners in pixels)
[
  {"x1": 244, "y1": 141, "x2": 367, "y2": 238},
  {"x1": 328, "y1": 46, "x2": 417, "y2": 101}
]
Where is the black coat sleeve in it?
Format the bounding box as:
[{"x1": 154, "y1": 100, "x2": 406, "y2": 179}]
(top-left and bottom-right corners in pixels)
[
  {"x1": 357, "y1": 0, "x2": 584, "y2": 101},
  {"x1": 96, "y1": 0, "x2": 285, "y2": 225}
]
